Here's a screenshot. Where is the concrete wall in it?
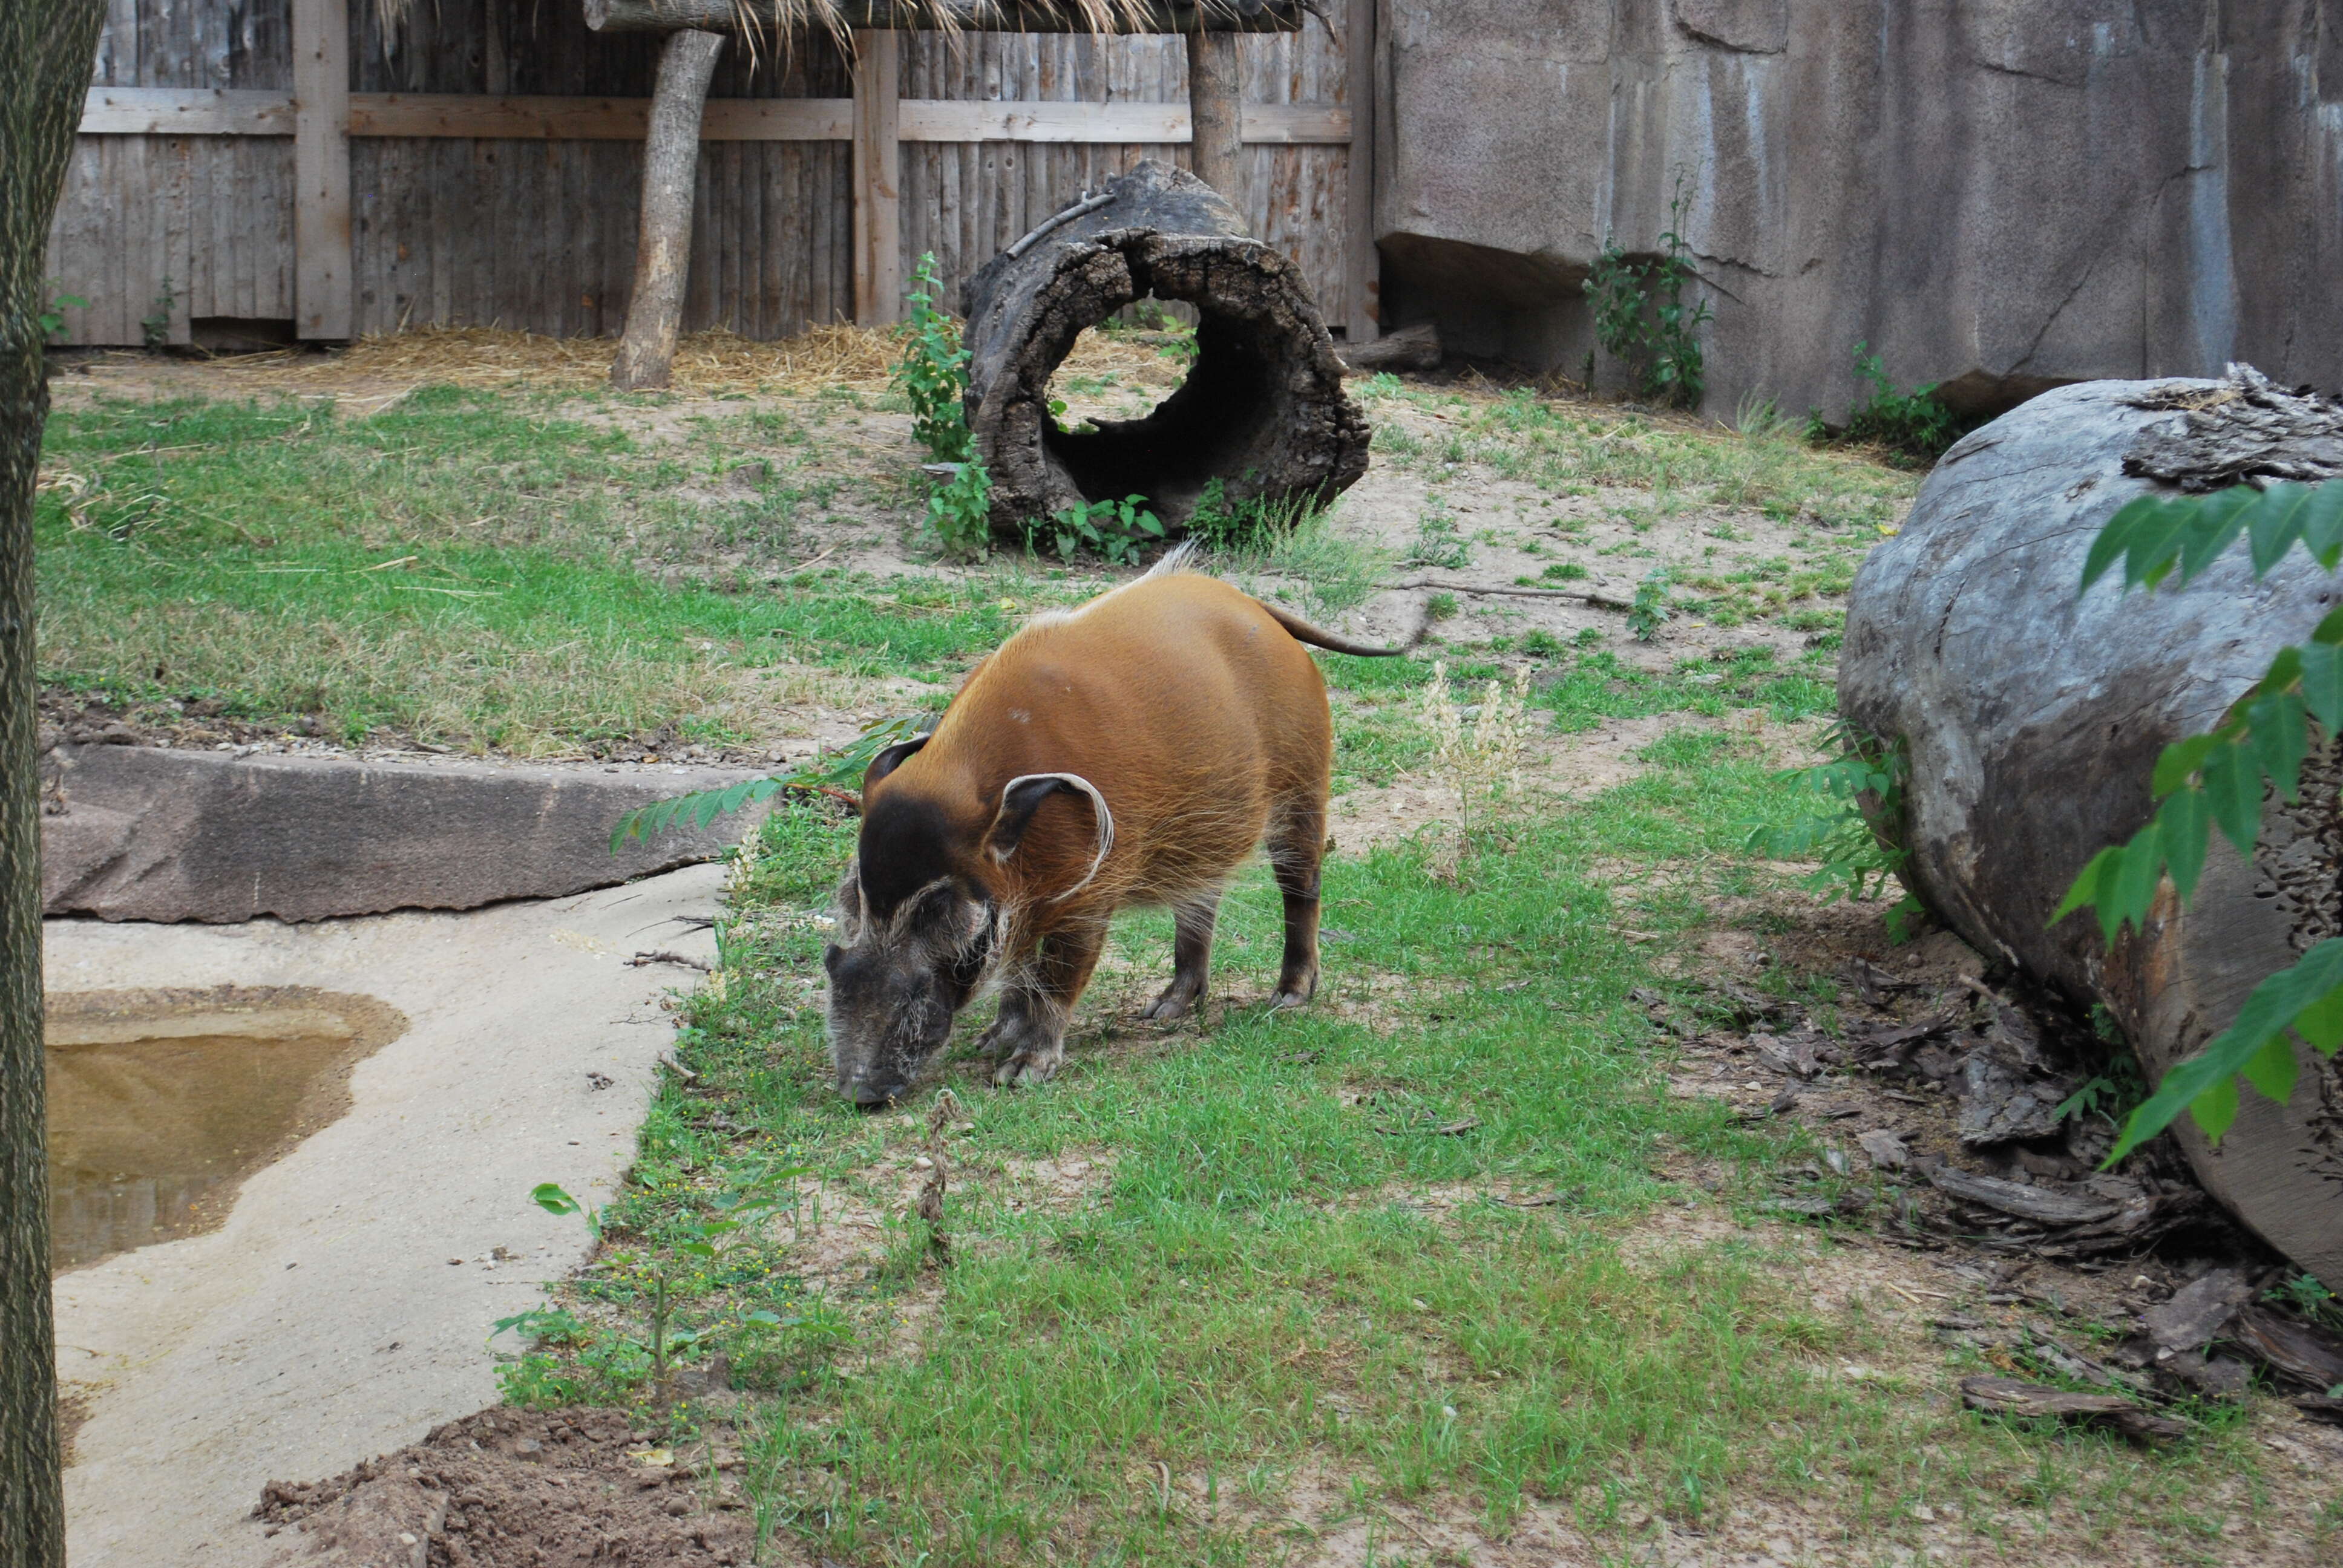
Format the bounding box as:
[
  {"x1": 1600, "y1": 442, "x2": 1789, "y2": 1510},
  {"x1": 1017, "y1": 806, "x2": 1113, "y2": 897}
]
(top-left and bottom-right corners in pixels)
[{"x1": 1375, "y1": 1, "x2": 2343, "y2": 422}]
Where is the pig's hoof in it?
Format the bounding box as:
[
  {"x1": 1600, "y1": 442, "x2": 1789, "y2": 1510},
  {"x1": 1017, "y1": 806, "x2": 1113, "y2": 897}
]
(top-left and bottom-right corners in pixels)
[
  {"x1": 992, "y1": 1045, "x2": 1063, "y2": 1088},
  {"x1": 1266, "y1": 985, "x2": 1314, "y2": 1012},
  {"x1": 1141, "y1": 983, "x2": 1199, "y2": 1021}
]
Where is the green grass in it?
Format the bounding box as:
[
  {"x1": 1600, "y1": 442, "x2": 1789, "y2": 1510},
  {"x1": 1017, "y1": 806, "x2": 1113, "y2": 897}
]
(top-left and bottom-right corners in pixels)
[
  {"x1": 500, "y1": 745, "x2": 2284, "y2": 1566},
  {"x1": 34, "y1": 390, "x2": 1060, "y2": 751}
]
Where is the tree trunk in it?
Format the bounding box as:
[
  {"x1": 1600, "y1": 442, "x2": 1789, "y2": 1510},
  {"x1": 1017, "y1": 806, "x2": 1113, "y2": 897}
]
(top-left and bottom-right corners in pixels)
[
  {"x1": 609, "y1": 27, "x2": 727, "y2": 393},
  {"x1": 957, "y1": 158, "x2": 1368, "y2": 536},
  {"x1": 1840, "y1": 367, "x2": 2343, "y2": 1292},
  {"x1": 2, "y1": 4, "x2": 111, "y2": 1562},
  {"x1": 583, "y1": 0, "x2": 1308, "y2": 34},
  {"x1": 1185, "y1": 26, "x2": 1243, "y2": 206}
]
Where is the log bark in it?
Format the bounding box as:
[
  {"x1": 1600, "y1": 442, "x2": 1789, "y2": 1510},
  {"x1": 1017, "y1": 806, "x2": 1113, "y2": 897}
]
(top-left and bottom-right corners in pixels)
[
  {"x1": 1840, "y1": 367, "x2": 2343, "y2": 1292},
  {"x1": 1185, "y1": 26, "x2": 1242, "y2": 204},
  {"x1": 583, "y1": 0, "x2": 1308, "y2": 34},
  {"x1": 957, "y1": 158, "x2": 1368, "y2": 535},
  {"x1": 609, "y1": 28, "x2": 727, "y2": 392},
  {"x1": 2, "y1": 5, "x2": 110, "y2": 1563}
]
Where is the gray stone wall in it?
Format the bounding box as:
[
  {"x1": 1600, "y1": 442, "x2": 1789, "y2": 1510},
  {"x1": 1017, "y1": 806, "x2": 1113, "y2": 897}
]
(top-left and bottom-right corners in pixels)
[{"x1": 1375, "y1": 1, "x2": 2343, "y2": 421}]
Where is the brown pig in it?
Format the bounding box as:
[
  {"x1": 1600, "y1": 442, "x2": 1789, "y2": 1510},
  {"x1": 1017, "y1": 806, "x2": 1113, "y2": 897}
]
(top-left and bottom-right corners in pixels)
[{"x1": 823, "y1": 549, "x2": 1400, "y2": 1104}]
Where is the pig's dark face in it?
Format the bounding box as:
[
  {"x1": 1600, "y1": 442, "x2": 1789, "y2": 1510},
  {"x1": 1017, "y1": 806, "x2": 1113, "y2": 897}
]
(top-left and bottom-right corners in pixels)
[{"x1": 824, "y1": 861, "x2": 998, "y2": 1106}]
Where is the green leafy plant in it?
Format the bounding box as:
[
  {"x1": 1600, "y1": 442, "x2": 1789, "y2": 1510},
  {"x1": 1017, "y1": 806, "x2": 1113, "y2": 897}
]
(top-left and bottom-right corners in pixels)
[
  {"x1": 1582, "y1": 171, "x2": 1712, "y2": 410},
  {"x1": 1628, "y1": 567, "x2": 1673, "y2": 641},
  {"x1": 2054, "y1": 477, "x2": 2343, "y2": 1158},
  {"x1": 1742, "y1": 722, "x2": 1922, "y2": 937},
  {"x1": 926, "y1": 456, "x2": 992, "y2": 561},
  {"x1": 529, "y1": 1175, "x2": 804, "y2": 1387},
  {"x1": 2052, "y1": 1051, "x2": 2146, "y2": 1128},
  {"x1": 893, "y1": 253, "x2": 971, "y2": 463},
  {"x1": 1838, "y1": 343, "x2": 1964, "y2": 465},
  {"x1": 1032, "y1": 493, "x2": 1164, "y2": 565},
  {"x1": 39, "y1": 279, "x2": 86, "y2": 342},
  {"x1": 611, "y1": 713, "x2": 926, "y2": 849},
  {"x1": 140, "y1": 275, "x2": 175, "y2": 350}
]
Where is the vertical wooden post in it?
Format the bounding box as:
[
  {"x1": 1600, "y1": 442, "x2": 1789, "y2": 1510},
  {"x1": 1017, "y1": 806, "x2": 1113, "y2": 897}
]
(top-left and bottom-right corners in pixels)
[
  {"x1": 1343, "y1": 0, "x2": 1378, "y2": 344},
  {"x1": 853, "y1": 29, "x2": 902, "y2": 327},
  {"x1": 292, "y1": 0, "x2": 351, "y2": 339},
  {"x1": 1187, "y1": 28, "x2": 1243, "y2": 211}
]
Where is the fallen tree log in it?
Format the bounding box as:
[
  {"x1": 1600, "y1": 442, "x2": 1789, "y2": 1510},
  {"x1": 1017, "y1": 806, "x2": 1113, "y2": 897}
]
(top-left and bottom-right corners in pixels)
[
  {"x1": 1840, "y1": 367, "x2": 2343, "y2": 1292},
  {"x1": 957, "y1": 158, "x2": 1368, "y2": 535}
]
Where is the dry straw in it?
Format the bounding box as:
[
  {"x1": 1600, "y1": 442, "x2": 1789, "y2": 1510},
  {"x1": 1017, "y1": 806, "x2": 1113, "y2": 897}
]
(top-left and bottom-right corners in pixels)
[{"x1": 201, "y1": 322, "x2": 1184, "y2": 403}]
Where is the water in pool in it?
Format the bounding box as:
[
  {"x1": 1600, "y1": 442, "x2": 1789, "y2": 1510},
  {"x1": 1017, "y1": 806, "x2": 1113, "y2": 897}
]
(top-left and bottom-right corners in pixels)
[{"x1": 45, "y1": 987, "x2": 406, "y2": 1270}]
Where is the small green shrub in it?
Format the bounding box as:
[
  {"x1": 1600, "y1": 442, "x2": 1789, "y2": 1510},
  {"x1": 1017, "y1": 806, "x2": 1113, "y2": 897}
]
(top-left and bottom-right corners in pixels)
[
  {"x1": 1838, "y1": 342, "x2": 1964, "y2": 464},
  {"x1": 893, "y1": 253, "x2": 971, "y2": 463},
  {"x1": 40, "y1": 279, "x2": 87, "y2": 342},
  {"x1": 1742, "y1": 723, "x2": 1921, "y2": 937},
  {"x1": 1030, "y1": 493, "x2": 1165, "y2": 565},
  {"x1": 1542, "y1": 561, "x2": 1590, "y2": 583},
  {"x1": 926, "y1": 457, "x2": 992, "y2": 561},
  {"x1": 140, "y1": 275, "x2": 176, "y2": 350},
  {"x1": 1584, "y1": 172, "x2": 1712, "y2": 410},
  {"x1": 1628, "y1": 567, "x2": 1672, "y2": 641}
]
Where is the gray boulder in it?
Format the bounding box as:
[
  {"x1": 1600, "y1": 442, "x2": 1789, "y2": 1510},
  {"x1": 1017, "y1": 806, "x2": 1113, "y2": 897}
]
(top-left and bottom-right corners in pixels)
[
  {"x1": 1374, "y1": 2, "x2": 2343, "y2": 421},
  {"x1": 40, "y1": 745, "x2": 769, "y2": 924},
  {"x1": 1840, "y1": 370, "x2": 2343, "y2": 1291}
]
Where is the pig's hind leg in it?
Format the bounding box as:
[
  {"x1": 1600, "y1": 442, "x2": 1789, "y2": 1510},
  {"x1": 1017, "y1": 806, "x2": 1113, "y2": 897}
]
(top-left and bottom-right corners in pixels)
[{"x1": 1265, "y1": 794, "x2": 1325, "y2": 1010}]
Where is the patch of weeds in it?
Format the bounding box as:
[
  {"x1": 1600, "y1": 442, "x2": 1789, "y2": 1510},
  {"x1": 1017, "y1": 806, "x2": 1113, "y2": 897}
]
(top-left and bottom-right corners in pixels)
[
  {"x1": 1187, "y1": 476, "x2": 1320, "y2": 552},
  {"x1": 1740, "y1": 720, "x2": 1922, "y2": 937},
  {"x1": 1835, "y1": 342, "x2": 1968, "y2": 466},
  {"x1": 1402, "y1": 499, "x2": 1470, "y2": 570},
  {"x1": 1584, "y1": 171, "x2": 1712, "y2": 410}
]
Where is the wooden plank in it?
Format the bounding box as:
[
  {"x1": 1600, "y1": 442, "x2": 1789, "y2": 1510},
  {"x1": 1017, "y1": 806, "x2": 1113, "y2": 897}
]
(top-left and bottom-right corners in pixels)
[
  {"x1": 1343, "y1": 0, "x2": 1376, "y2": 341},
  {"x1": 80, "y1": 88, "x2": 1346, "y2": 146},
  {"x1": 80, "y1": 86, "x2": 294, "y2": 135},
  {"x1": 347, "y1": 94, "x2": 854, "y2": 141},
  {"x1": 291, "y1": 0, "x2": 350, "y2": 338},
  {"x1": 853, "y1": 30, "x2": 901, "y2": 326}
]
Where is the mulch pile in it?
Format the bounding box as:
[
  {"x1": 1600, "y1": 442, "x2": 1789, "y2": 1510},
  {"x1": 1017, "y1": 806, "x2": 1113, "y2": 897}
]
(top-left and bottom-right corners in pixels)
[{"x1": 257, "y1": 1407, "x2": 758, "y2": 1567}]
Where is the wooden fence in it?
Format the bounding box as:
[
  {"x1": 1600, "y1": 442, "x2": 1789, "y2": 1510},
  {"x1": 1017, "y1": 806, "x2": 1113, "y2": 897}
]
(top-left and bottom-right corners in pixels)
[{"x1": 47, "y1": 0, "x2": 1376, "y2": 348}]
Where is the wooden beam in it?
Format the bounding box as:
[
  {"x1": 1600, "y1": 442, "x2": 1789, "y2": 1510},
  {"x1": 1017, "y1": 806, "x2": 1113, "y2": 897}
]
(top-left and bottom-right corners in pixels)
[
  {"x1": 349, "y1": 93, "x2": 853, "y2": 140},
  {"x1": 80, "y1": 87, "x2": 293, "y2": 136},
  {"x1": 853, "y1": 31, "x2": 902, "y2": 326},
  {"x1": 583, "y1": 0, "x2": 1308, "y2": 34},
  {"x1": 1187, "y1": 27, "x2": 1242, "y2": 204},
  {"x1": 82, "y1": 90, "x2": 1348, "y2": 146},
  {"x1": 1343, "y1": 0, "x2": 1377, "y2": 342},
  {"x1": 292, "y1": 0, "x2": 352, "y2": 339}
]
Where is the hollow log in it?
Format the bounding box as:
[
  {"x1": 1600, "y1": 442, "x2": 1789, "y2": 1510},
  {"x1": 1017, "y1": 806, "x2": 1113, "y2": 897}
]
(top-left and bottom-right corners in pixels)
[
  {"x1": 1185, "y1": 26, "x2": 1242, "y2": 204},
  {"x1": 1840, "y1": 367, "x2": 2343, "y2": 1290},
  {"x1": 609, "y1": 27, "x2": 727, "y2": 391},
  {"x1": 957, "y1": 158, "x2": 1369, "y2": 535},
  {"x1": 583, "y1": 0, "x2": 1308, "y2": 34}
]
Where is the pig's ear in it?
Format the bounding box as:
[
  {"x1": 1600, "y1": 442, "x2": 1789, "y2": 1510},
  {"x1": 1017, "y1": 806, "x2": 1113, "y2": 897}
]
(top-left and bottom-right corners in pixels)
[
  {"x1": 863, "y1": 734, "x2": 929, "y2": 791},
  {"x1": 985, "y1": 773, "x2": 1114, "y2": 897}
]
